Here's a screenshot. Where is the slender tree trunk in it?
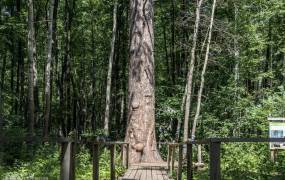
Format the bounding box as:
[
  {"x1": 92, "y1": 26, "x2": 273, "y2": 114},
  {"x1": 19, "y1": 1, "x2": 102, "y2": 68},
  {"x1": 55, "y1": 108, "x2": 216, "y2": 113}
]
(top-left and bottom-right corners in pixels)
[
  {"x1": 176, "y1": 83, "x2": 187, "y2": 141},
  {"x1": 15, "y1": 0, "x2": 22, "y2": 115},
  {"x1": 43, "y1": 0, "x2": 55, "y2": 138},
  {"x1": 61, "y1": 0, "x2": 74, "y2": 135},
  {"x1": 50, "y1": 0, "x2": 59, "y2": 134},
  {"x1": 104, "y1": 0, "x2": 118, "y2": 136},
  {"x1": 283, "y1": 53, "x2": 285, "y2": 87},
  {"x1": 233, "y1": 1, "x2": 241, "y2": 136},
  {"x1": 171, "y1": 0, "x2": 176, "y2": 85},
  {"x1": 191, "y1": 0, "x2": 216, "y2": 140},
  {"x1": 0, "y1": 53, "x2": 7, "y2": 133},
  {"x1": 183, "y1": 0, "x2": 203, "y2": 142},
  {"x1": 91, "y1": 17, "x2": 97, "y2": 133},
  {"x1": 27, "y1": 0, "x2": 37, "y2": 136},
  {"x1": 125, "y1": 0, "x2": 161, "y2": 163},
  {"x1": 234, "y1": 2, "x2": 239, "y2": 96},
  {"x1": 10, "y1": 42, "x2": 15, "y2": 115},
  {"x1": 159, "y1": 0, "x2": 170, "y2": 80}
]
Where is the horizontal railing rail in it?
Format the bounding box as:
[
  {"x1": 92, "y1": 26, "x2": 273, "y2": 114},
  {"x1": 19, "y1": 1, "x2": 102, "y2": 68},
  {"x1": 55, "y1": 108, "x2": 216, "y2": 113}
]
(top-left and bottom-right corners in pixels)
[
  {"x1": 1, "y1": 137, "x2": 284, "y2": 180},
  {"x1": 174, "y1": 138, "x2": 285, "y2": 180},
  {"x1": 0, "y1": 136, "x2": 129, "y2": 180}
]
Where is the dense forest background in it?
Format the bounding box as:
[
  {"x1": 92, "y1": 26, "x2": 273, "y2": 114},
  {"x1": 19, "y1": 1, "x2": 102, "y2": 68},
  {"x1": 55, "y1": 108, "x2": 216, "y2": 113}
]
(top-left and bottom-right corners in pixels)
[{"x1": 0, "y1": 0, "x2": 285, "y2": 179}]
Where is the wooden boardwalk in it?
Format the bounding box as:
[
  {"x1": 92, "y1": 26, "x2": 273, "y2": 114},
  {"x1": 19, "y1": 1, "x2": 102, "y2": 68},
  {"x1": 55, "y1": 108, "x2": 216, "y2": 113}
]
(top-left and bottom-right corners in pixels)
[{"x1": 120, "y1": 163, "x2": 173, "y2": 180}]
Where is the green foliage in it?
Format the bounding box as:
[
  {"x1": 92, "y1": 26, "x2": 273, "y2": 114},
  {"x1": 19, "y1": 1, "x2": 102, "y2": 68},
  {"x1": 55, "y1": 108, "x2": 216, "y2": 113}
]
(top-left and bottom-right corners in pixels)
[{"x1": 0, "y1": 144, "x2": 126, "y2": 179}]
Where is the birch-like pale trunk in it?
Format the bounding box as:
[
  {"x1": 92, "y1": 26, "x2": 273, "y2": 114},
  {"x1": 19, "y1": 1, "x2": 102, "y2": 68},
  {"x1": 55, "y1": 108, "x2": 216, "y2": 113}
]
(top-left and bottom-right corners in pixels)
[
  {"x1": 44, "y1": 0, "x2": 55, "y2": 138},
  {"x1": 27, "y1": 0, "x2": 37, "y2": 136},
  {"x1": 234, "y1": 2, "x2": 239, "y2": 97},
  {"x1": 104, "y1": 0, "x2": 118, "y2": 136},
  {"x1": 191, "y1": 0, "x2": 216, "y2": 140},
  {"x1": 183, "y1": 0, "x2": 203, "y2": 142}
]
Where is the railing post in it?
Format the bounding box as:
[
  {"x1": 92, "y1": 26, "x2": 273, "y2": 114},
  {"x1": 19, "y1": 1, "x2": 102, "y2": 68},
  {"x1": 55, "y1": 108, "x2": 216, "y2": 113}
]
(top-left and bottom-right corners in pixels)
[
  {"x1": 60, "y1": 142, "x2": 75, "y2": 180},
  {"x1": 171, "y1": 145, "x2": 175, "y2": 174},
  {"x1": 110, "y1": 144, "x2": 115, "y2": 180},
  {"x1": 186, "y1": 143, "x2": 193, "y2": 180},
  {"x1": 93, "y1": 143, "x2": 99, "y2": 180},
  {"x1": 177, "y1": 144, "x2": 183, "y2": 180},
  {"x1": 120, "y1": 144, "x2": 124, "y2": 166},
  {"x1": 126, "y1": 143, "x2": 129, "y2": 169},
  {"x1": 210, "y1": 141, "x2": 221, "y2": 180},
  {"x1": 167, "y1": 144, "x2": 171, "y2": 170}
]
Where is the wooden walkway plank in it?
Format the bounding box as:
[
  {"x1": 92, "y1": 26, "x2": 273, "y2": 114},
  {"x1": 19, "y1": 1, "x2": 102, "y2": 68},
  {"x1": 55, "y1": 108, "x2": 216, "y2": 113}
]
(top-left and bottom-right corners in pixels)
[
  {"x1": 152, "y1": 168, "x2": 157, "y2": 180},
  {"x1": 146, "y1": 166, "x2": 152, "y2": 180},
  {"x1": 121, "y1": 163, "x2": 171, "y2": 180},
  {"x1": 129, "y1": 169, "x2": 138, "y2": 179},
  {"x1": 140, "y1": 169, "x2": 147, "y2": 180}
]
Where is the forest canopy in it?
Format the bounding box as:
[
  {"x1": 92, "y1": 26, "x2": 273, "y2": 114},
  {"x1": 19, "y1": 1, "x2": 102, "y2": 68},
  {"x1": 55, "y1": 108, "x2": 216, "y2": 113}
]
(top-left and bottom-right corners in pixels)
[{"x1": 0, "y1": 0, "x2": 285, "y2": 179}]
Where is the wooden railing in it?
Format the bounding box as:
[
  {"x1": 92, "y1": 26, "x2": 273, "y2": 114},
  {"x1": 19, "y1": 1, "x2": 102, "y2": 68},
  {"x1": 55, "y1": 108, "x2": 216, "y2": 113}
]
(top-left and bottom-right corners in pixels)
[
  {"x1": 2, "y1": 137, "x2": 285, "y2": 180},
  {"x1": 169, "y1": 138, "x2": 285, "y2": 180},
  {"x1": 0, "y1": 137, "x2": 129, "y2": 180}
]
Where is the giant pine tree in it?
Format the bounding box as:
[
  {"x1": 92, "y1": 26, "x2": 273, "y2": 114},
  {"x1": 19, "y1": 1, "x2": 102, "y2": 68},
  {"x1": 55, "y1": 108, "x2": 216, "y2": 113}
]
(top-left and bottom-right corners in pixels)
[{"x1": 125, "y1": 0, "x2": 161, "y2": 163}]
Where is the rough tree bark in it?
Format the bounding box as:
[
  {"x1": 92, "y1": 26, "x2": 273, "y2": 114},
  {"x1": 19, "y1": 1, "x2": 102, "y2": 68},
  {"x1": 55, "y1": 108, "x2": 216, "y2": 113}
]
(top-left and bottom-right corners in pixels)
[
  {"x1": 104, "y1": 0, "x2": 118, "y2": 136},
  {"x1": 125, "y1": 0, "x2": 161, "y2": 163},
  {"x1": 44, "y1": 0, "x2": 55, "y2": 138},
  {"x1": 183, "y1": 0, "x2": 203, "y2": 142},
  {"x1": 27, "y1": 0, "x2": 37, "y2": 136}
]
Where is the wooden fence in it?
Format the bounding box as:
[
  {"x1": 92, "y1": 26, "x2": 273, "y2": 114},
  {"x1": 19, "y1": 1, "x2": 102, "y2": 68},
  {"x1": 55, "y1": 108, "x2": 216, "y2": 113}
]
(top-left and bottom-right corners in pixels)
[
  {"x1": 1, "y1": 137, "x2": 285, "y2": 180},
  {"x1": 0, "y1": 137, "x2": 129, "y2": 180},
  {"x1": 170, "y1": 138, "x2": 285, "y2": 180}
]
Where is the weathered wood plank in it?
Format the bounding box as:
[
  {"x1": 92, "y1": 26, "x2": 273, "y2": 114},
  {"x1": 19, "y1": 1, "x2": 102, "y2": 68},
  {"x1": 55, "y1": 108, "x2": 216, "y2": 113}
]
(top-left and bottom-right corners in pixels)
[
  {"x1": 122, "y1": 169, "x2": 132, "y2": 178},
  {"x1": 146, "y1": 167, "x2": 152, "y2": 180},
  {"x1": 140, "y1": 169, "x2": 147, "y2": 180},
  {"x1": 156, "y1": 169, "x2": 165, "y2": 180},
  {"x1": 135, "y1": 169, "x2": 142, "y2": 179},
  {"x1": 152, "y1": 168, "x2": 158, "y2": 180},
  {"x1": 129, "y1": 168, "x2": 138, "y2": 179},
  {"x1": 121, "y1": 164, "x2": 171, "y2": 180}
]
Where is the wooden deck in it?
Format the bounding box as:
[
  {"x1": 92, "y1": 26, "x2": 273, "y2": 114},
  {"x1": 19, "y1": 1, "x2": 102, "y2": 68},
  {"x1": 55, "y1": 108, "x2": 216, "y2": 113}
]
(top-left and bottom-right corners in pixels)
[{"x1": 120, "y1": 163, "x2": 173, "y2": 180}]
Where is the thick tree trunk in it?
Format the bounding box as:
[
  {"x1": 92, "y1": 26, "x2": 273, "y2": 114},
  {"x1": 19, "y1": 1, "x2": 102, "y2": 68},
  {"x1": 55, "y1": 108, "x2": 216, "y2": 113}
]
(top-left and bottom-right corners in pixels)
[
  {"x1": 44, "y1": 0, "x2": 55, "y2": 138},
  {"x1": 104, "y1": 0, "x2": 118, "y2": 136},
  {"x1": 183, "y1": 0, "x2": 203, "y2": 142},
  {"x1": 191, "y1": 0, "x2": 216, "y2": 140},
  {"x1": 125, "y1": 0, "x2": 161, "y2": 163},
  {"x1": 27, "y1": 0, "x2": 37, "y2": 136}
]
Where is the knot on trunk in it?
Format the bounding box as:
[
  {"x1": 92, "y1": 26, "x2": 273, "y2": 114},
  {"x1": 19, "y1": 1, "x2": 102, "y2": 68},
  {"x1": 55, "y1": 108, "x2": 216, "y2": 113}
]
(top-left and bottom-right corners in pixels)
[{"x1": 132, "y1": 143, "x2": 145, "y2": 152}]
